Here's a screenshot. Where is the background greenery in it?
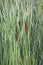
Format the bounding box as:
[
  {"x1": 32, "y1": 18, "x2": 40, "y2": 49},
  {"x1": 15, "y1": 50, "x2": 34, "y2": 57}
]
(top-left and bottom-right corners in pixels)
[{"x1": 0, "y1": 0, "x2": 43, "y2": 65}]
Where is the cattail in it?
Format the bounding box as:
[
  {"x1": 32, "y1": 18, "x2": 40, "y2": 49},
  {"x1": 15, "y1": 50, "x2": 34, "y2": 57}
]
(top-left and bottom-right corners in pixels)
[
  {"x1": 25, "y1": 22, "x2": 28, "y2": 36},
  {"x1": 15, "y1": 32, "x2": 18, "y2": 41},
  {"x1": 18, "y1": 20, "x2": 20, "y2": 27}
]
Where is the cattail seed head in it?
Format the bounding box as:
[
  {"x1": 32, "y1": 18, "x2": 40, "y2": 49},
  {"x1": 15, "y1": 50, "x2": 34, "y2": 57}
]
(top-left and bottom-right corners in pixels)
[
  {"x1": 18, "y1": 20, "x2": 20, "y2": 27},
  {"x1": 15, "y1": 32, "x2": 18, "y2": 41},
  {"x1": 25, "y1": 22, "x2": 28, "y2": 36}
]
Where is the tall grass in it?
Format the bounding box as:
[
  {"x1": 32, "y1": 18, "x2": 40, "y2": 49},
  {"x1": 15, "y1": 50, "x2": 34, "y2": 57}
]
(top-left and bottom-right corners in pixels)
[{"x1": 0, "y1": 0, "x2": 43, "y2": 65}]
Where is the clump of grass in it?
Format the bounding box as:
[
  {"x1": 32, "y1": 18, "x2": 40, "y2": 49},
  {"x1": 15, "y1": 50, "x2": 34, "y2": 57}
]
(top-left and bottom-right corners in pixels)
[{"x1": 0, "y1": 0, "x2": 43, "y2": 65}]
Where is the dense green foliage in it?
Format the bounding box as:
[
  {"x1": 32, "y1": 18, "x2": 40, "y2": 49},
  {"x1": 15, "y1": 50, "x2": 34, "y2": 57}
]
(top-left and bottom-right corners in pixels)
[{"x1": 0, "y1": 0, "x2": 43, "y2": 65}]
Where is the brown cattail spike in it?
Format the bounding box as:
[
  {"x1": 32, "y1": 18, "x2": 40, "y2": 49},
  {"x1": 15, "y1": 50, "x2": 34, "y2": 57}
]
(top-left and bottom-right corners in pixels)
[
  {"x1": 18, "y1": 20, "x2": 20, "y2": 27},
  {"x1": 15, "y1": 32, "x2": 18, "y2": 41},
  {"x1": 25, "y1": 22, "x2": 28, "y2": 36}
]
